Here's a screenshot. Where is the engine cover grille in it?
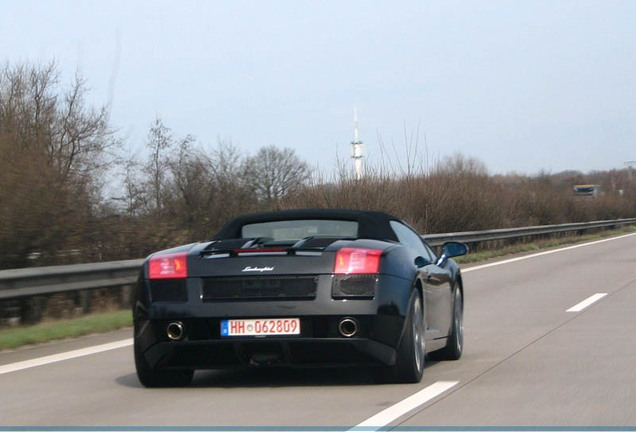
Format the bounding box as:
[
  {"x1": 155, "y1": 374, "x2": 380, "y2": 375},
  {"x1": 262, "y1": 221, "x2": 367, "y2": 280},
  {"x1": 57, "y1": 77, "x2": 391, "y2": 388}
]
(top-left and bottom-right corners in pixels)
[
  {"x1": 201, "y1": 275, "x2": 318, "y2": 301},
  {"x1": 150, "y1": 280, "x2": 187, "y2": 302},
  {"x1": 331, "y1": 274, "x2": 378, "y2": 299}
]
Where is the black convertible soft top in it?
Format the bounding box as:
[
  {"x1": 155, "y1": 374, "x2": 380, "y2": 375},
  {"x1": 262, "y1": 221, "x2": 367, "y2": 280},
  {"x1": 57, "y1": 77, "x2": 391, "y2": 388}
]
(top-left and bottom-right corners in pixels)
[{"x1": 213, "y1": 209, "x2": 400, "y2": 242}]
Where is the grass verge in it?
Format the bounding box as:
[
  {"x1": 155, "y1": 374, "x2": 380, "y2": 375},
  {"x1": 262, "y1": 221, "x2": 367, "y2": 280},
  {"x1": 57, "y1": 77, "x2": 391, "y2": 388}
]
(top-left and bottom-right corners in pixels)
[{"x1": 0, "y1": 309, "x2": 132, "y2": 351}]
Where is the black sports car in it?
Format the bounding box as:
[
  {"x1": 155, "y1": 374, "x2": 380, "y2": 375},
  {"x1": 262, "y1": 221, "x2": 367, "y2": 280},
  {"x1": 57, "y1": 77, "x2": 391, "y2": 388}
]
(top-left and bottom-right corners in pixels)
[{"x1": 133, "y1": 209, "x2": 467, "y2": 386}]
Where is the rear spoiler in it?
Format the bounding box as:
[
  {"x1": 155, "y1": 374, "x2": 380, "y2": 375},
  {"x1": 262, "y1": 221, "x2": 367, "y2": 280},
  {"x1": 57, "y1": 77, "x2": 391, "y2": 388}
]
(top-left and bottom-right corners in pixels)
[{"x1": 200, "y1": 236, "x2": 354, "y2": 257}]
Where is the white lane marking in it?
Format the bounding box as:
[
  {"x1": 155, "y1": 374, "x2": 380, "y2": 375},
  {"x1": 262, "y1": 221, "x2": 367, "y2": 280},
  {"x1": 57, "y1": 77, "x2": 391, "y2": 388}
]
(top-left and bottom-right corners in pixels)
[
  {"x1": 567, "y1": 293, "x2": 608, "y2": 312},
  {"x1": 351, "y1": 381, "x2": 459, "y2": 431},
  {"x1": 463, "y1": 232, "x2": 636, "y2": 273},
  {"x1": 0, "y1": 338, "x2": 133, "y2": 375}
]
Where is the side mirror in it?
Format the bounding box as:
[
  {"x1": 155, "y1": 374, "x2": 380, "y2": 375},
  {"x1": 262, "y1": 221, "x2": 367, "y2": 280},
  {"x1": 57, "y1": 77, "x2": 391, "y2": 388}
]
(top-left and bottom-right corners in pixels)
[
  {"x1": 442, "y1": 242, "x2": 469, "y2": 258},
  {"x1": 436, "y1": 242, "x2": 469, "y2": 266},
  {"x1": 414, "y1": 256, "x2": 429, "y2": 268}
]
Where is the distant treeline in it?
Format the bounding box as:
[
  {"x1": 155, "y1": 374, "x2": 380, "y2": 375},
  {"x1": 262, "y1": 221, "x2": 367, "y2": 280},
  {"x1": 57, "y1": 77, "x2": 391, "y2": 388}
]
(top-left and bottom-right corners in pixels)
[{"x1": 2, "y1": 62, "x2": 635, "y2": 270}]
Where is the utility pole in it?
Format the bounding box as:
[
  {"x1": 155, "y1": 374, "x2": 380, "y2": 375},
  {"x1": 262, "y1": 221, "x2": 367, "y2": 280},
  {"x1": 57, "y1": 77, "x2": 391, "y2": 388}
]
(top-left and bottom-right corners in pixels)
[{"x1": 351, "y1": 108, "x2": 364, "y2": 180}]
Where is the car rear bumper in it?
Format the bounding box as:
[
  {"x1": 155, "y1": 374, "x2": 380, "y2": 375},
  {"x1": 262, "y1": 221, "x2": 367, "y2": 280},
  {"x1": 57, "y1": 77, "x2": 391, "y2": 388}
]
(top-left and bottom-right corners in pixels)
[
  {"x1": 135, "y1": 314, "x2": 403, "y2": 370},
  {"x1": 143, "y1": 337, "x2": 398, "y2": 370}
]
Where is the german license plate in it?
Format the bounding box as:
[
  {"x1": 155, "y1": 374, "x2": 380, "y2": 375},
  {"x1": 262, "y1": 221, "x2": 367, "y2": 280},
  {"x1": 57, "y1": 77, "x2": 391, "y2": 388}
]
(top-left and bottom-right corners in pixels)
[{"x1": 220, "y1": 318, "x2": 300, "y2": 337}]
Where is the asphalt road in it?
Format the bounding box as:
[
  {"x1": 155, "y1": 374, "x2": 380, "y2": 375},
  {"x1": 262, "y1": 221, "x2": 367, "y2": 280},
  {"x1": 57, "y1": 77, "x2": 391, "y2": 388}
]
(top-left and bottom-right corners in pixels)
[{"x1": 1, "y1": 233, "x2": 636, "y2": 429}]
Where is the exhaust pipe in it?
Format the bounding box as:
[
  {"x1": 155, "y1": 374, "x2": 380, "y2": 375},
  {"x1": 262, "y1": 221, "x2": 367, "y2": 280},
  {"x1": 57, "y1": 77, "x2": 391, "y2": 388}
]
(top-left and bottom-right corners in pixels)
[
  {"x1": 338, "y1": 318, "x2": 358, "y2": 338},
  {"x1": 166, "y1": 321, "x2": 185, "y2": 341}
]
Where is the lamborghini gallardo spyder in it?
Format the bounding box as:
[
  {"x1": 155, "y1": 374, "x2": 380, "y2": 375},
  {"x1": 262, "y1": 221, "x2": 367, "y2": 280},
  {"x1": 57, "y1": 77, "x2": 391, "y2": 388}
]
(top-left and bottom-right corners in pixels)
[{"x1": 133, "y1": 209, "x2": 467, "y2": 386}]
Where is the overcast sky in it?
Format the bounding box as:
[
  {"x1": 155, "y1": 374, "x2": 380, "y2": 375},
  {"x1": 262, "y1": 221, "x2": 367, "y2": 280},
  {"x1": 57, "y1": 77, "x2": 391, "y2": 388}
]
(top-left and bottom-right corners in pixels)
[{"x1": 2, "y1": 0, "x2": 635, "y2": 176}]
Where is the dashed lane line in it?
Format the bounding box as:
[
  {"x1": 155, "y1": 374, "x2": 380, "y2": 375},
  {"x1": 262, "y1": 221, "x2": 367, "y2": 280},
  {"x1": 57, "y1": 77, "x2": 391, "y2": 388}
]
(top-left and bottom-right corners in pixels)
[
  {"x1": 566, "y1": 293, "x2": 608, "y2": 312},
  {"x1": 350, "y1": 381, "x2": 460, "y2": 431}
]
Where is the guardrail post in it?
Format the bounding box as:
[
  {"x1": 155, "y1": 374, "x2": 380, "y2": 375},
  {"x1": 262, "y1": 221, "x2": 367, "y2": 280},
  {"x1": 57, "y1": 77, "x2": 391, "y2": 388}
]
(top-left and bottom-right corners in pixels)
[
  {"x1": 78, "y1": 291, "x2": 92, "y2": 314},
  {"x1": 20, "y1": 296, "x2": 48, "y2": 325},
  {"x1": 121, "y1": 285, "x2": 133, "y2": 308},
  {"x1": 0, "y1": 300, "x2": 21, "y2": 327}
]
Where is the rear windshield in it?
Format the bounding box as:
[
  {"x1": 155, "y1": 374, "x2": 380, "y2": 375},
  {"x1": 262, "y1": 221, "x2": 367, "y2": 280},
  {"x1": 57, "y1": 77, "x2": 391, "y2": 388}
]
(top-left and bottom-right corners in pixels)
[{"x1": 241, "y1": 219, "x2": 358, "y2": 241}]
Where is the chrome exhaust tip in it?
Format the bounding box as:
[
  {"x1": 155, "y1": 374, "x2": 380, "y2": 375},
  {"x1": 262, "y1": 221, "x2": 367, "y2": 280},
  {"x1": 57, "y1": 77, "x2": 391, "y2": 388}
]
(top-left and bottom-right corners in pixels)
[
  {"x1": 338, "y1": 318, "x2": 358, "y2": 338},
  {"x1": 166, "y1": 321, "x2": 185, "y2": 341}
]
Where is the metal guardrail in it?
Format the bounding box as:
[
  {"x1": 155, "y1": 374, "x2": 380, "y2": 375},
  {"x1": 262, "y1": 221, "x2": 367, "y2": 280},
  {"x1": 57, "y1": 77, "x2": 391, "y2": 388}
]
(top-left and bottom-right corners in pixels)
[
  {"x1": 1, "y1": 218, "x2": 635, "y2": 301},
  {"x1": 0, "y1": 259, "x2": 144, "y2": 300},
  {"x1": 421, "y1": 218, "x2": 636, "y2": 247}
]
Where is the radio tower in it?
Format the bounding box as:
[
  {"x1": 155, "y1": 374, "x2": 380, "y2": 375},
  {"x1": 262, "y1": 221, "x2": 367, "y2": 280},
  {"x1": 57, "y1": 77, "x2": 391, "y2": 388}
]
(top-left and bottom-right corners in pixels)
[
  {"x1": 625, "y1": 161, "x2": 636, "y2": 182},
  {"x1": 351, "y1": 108, "x2": 364, "y2": 180}
]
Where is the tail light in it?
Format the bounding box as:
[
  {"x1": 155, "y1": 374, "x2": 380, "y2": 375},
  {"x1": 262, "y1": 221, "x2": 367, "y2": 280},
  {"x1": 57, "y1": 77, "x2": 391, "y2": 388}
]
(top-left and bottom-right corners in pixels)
[
  {"x1": 149, "y1": 252, "x2": 188, "y2": 279},
  {"x1": 334, "y1": 248, "x2": 382, "y2": 274}
]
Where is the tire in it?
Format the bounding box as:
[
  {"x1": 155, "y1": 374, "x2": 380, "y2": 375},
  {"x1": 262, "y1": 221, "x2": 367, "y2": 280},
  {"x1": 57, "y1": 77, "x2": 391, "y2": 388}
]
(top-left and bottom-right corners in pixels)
[
  {"x1": 134, "y1": 340, "x2": 194, "y2": 387},
  {"x1": 430, "y1": 286, "x2": 463, "y2": 361},
  {"x1": 374, "y1": 290, "x2": 425, "y2": 384}
]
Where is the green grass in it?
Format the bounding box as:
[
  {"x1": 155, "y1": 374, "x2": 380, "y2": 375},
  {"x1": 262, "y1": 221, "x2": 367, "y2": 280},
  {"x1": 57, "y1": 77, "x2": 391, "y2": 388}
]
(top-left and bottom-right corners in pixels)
[
  {"x1": 1, "y1": 225, "x2": 634, "y2": 351},
  {"x1": 0, "y1": 309, "x2": 132, "y2": 351}
]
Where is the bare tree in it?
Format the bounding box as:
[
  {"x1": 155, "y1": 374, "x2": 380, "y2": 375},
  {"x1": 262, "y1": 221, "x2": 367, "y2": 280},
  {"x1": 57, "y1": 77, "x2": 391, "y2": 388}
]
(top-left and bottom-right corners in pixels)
[
  {"x1": 242, "y1": 146, "x2": 311, "y2": 206},
  {"x1": 0, "y1": 62, "x2": 115, "y2": 268},
  {"x1": 121, "y1": 157, "x2": 147, "y2": 217},
  {"x1": 167, "y1": 139, "x2": 253, "y2": 238},
  {"x1": 144, "y1": 117, "x2": 174, "y2": 211}
]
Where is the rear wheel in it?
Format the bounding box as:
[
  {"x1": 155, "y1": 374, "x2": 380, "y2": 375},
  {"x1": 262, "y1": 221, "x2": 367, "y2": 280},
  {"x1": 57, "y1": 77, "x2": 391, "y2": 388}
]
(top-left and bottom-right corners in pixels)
[
  {"x1": 374, "y1": 290, "x2": 425, "y2": 383},
  {"x1": 134, "y1": 340, "x2": 194, "y2": 388},
  {"x1": 430, "y1": 286, "x2": 463, "y2": 361}
]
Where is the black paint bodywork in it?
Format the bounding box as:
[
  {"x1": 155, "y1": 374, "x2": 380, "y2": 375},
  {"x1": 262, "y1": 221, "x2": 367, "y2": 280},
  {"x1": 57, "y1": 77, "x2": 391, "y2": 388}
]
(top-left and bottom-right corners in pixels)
[{"x1": 133, "y1": 209, "x2": 464, "y2": 374}]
